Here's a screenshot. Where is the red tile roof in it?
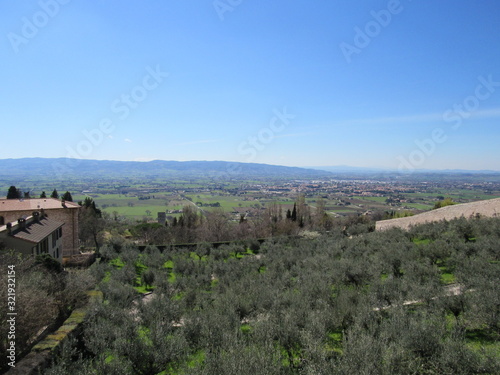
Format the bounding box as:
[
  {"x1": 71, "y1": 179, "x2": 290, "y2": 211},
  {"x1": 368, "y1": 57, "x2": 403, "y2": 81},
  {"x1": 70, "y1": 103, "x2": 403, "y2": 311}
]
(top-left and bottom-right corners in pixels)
[
  {"x1": 0, "y1": 198, "x2": 80, "y2": 212},
  {"x1": 11, "y1": 217, "x2": 64, "y2": 244}
]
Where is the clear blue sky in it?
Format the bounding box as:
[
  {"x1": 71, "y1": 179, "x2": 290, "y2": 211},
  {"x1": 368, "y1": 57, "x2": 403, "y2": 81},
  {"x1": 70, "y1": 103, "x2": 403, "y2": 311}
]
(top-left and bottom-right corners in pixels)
[{"x1": 1, "y1": 0, "x2": 500, "y2": 171}]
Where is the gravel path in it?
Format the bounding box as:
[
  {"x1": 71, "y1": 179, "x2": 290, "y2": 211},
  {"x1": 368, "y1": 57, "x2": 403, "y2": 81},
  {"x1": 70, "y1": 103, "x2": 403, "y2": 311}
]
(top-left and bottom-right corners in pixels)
[{"x1": 373, "y1": 284, "x2": 467, "y2": 311}]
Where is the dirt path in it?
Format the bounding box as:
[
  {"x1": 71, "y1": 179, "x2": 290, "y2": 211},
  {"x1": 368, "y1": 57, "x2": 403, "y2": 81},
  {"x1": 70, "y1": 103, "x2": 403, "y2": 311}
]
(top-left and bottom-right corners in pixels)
[{"x1": 373, "y1": 283, "x2": 466, "y2": 311}]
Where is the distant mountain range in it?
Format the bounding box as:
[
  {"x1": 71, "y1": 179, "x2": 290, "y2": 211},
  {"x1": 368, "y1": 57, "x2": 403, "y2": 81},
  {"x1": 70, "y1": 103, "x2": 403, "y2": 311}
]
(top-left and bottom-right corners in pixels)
[
  {"x1": 1, "y1": 158, "x2": 498, "y2": 181},
  {"x1": 0, "y1": 158, "x2": 333, "y2": 179},
  {"x1": 308, "y1": 165, "x2": 500, "y2": 174}
]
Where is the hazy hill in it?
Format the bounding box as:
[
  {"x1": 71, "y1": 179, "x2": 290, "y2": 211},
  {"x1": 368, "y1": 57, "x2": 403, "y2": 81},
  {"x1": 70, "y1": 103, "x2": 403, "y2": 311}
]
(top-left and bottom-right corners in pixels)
[
  {"x1": 309, "y1": 165, "x2": 500, "y2": 174},
  {"x1": 0, "y1": 158, "x2": 332, "y2": 179}
]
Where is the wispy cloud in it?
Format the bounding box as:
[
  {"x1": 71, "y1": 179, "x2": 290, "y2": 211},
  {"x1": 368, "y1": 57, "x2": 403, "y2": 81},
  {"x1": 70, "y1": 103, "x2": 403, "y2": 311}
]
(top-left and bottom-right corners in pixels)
[
  {"x1": 124, "y1": 138, "x2": 132, "y2": 143},
  {"x1": 174, "y1": 139, "x2": 221, "y2": 146},
  {"x1": 469, "y1": 107, "x2": 500, "y2": 119},
  {"x1": 274, "y1": 131, "x2": 319, "y2": 139},
  {"x1": 344, "y1": 107, "x2": 500, "y2": 126}
]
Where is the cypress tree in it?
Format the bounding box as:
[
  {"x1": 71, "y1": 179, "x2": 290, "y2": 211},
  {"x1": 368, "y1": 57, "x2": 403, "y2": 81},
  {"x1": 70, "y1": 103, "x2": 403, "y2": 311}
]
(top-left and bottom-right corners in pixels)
[
  {"x1": 7, "y1": 186, "x2": 20, "y2": 199},
  {"x1": 291, "y1": 203, "x2": 297, "y2": 222},
  {"x1": 82, "y1": 197, "x2": 93, "y2": 208},
  {"x1": 62, "y1": 191, "x2": 73, "y2": 202}
]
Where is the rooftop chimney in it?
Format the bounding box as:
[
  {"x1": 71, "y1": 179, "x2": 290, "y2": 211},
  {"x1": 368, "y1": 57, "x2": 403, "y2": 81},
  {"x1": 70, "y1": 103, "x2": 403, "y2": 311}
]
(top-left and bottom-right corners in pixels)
[{"x1": 17, "y1": 218, "x2": 26, "y2": 230}]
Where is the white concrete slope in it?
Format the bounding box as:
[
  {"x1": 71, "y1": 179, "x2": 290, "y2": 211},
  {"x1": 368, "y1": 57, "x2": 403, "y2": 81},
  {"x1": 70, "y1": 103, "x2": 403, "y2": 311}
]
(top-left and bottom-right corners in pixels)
[{"x1": 376, "y1": 198, "x2": 500, "y2": 231}]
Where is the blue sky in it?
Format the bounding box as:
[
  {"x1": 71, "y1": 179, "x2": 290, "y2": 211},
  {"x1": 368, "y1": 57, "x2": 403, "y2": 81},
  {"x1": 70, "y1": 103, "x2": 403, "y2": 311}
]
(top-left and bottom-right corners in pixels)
[{"x1": 1, "y1": 0, "x2": 500, "y2": 171}]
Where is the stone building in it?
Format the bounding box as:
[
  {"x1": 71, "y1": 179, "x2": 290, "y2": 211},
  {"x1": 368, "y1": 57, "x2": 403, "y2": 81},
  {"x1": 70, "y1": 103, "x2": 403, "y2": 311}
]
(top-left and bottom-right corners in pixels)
[
  {"x1": 0, "y1": 198, "x2": 80, "y2": 257},
  {"x1": 0, "y1": 213, "x2": 64, "y2": 261},
  {"x1": 157, "y1": 211, "x2": 167, "y2": 225}
]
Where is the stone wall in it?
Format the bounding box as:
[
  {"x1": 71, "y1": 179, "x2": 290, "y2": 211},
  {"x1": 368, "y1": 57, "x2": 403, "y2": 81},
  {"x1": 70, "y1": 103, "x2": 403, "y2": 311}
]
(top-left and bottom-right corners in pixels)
[{"x1": 5, "y1": 291, "x2": 102, "y2": 375}]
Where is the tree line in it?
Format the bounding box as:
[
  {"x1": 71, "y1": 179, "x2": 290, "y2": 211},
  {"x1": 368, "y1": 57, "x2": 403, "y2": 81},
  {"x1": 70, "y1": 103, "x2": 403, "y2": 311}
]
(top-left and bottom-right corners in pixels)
[
  {"x1": 95, "y1": 195, "x2": 354, "y2": 249},
  {"x1": 2, "y1": 185, "x2": 393, "y2": 249},
  {"x1": 6, "y1": 185, "x2": 73, "y2": 201}
]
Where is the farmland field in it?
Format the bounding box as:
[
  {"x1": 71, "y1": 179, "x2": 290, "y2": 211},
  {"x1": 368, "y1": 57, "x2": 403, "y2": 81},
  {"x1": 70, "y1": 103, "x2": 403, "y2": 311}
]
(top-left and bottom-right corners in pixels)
[{"x1": 2, "y1": 173, "x2": 500, "y2": 221}]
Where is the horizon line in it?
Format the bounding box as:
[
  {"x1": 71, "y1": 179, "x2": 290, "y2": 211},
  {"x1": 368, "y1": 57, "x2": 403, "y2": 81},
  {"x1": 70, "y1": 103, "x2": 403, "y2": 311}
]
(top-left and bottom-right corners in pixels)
[{"x1": 1, "y1": 156, "x2": 500, "y2": 174}]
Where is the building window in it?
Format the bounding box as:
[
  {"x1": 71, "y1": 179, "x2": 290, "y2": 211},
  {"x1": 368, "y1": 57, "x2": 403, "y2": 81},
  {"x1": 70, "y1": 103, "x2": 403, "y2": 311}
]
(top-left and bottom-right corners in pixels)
[
  {"x1": 0, "y1": 216, "x2": 4, "y2": 225},
  {"x1": 59, "y1": 227, "x2": 62, "y2": 237},
  {"x1": 40, "y1": 238, "x2": 48, "y2": 254}
]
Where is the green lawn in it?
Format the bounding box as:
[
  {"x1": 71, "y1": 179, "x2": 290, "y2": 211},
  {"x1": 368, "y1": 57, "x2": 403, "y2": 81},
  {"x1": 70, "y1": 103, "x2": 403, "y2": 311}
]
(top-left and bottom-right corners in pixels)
[
  {"x1": 466, "y1": 328, "x2": 500, "y2": 352},
  {"x1": 86, "y1": 191, "x2": 259, "y2": 219},
  {"x1": 439, "y1": 265, "x2": 456, "y2": 284},
  {"x1": 356, "y1": 196, "x2": 387, "y2": 203},
  {"x1": 404, "y1": 203, "x2": 433, "y2": 210}
]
